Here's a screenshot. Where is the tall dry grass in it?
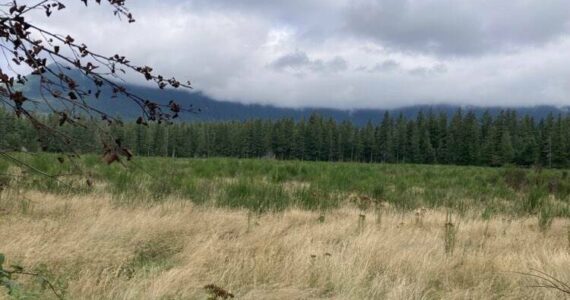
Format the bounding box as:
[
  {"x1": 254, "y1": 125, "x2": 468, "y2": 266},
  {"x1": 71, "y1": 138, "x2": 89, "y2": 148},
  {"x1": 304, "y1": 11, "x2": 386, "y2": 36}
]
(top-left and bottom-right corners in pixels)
[{"x1": 1, "y1": 192, "x2": 570, "y2": 299}]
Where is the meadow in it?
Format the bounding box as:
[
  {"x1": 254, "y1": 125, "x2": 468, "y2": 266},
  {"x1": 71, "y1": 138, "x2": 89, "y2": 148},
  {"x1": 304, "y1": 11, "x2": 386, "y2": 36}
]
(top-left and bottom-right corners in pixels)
[{"x1": 1, "y1": 154, "x2": 570, "y2": 299}]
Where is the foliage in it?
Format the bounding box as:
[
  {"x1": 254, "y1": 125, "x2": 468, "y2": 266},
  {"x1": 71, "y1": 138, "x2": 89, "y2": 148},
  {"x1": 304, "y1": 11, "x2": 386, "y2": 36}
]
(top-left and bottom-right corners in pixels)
[
  {"x1": 3, "y1": 153, "x2": 570, "y2": 218},
  {"x1": 502, "y1": 166, "x2": 528, "y2": 191},
  {"x1": 538, "y1": 204, "x2": 555, "y2": 232},
  {"x1": 443, "y1": 211, "x2": 458, "y2": 256},
  {"x1": 0, "y1": 0, "x2": 192, "y2": 168},
  {"x1": 4, "y1": 109, "x2": 570, "y2": 169}
]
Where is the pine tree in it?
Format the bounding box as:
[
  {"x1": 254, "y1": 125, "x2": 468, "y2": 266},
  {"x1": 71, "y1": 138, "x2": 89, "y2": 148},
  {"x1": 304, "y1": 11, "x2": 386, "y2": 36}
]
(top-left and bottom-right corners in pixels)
[
  {"x1": 515, "y1": 115, "x2": 538, "y2": 166},
  {"x1": 551, "y1": 115, "x2": 567, "y2": 167},
  {"x1": 420, "y1": 129, "x2": 436, "y2": 163},
  {"x1": 462, "y1": 111, "x2": 480, "y2": 165},
  {"x1": 448, "y1": 109, "x2": 463, "y2": 164},
  {"x1": 500, "y1": 130, "x2": 515, "y2": 165},
  {"x1": 479, "y1": 111, "x2": 494, "y2": 165},
  {"x1": 539, "y1": 114, "x2": 555, "y2": 168},
  {"x1": 3, "y1": 108, "x2": 569, "y2": 168},
  {"x1": 377, "y1": 112, "x2": 394, "y2": 162},
  {"x1": 306, "y1": 114, "x2": 323, "y2": 161},
  {"x1": 337, "y1": 121, "x2": 354, "y2": 161},
  {"x1": 406, "y1": 121, "x2": 421, "y2": 163},
  {"x1": 324, "y1": 118, "x2": 338, "y2": 161},
  {"x1": 394, "y1": 113, "x2": 407, "y2": 163},
  {"x1": 436, "y1": 112, "x2": 449, "y2": 164},
  {"x1": 151, "y1": 124, "x2": 168, "y2": 157},
  {"x1": 361, "y1": 121, "x2": 375, "y2": 162},
  {"x1": 293, "y1": 119, "x2": 307, "y2": 160}
]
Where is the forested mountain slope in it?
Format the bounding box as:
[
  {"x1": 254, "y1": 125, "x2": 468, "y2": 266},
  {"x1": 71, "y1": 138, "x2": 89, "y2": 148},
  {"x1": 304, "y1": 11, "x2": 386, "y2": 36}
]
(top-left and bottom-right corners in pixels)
[{"x1": 17, "y1": 68, "x2": 569, "y2": 125}]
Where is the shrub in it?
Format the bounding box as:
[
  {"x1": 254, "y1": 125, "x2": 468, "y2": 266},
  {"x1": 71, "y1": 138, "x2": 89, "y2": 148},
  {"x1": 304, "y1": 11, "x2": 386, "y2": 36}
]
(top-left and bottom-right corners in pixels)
[
  {"x1": 523, "y1": 187, "x2": 547, "y2": 214},
  {"x1": 371, "y1": 184, "x2": 385, "y2": 200},
  {"x1": 538, "y1": 204, "x2": 555, "y2": 232},
  {"x1": 443, "y1": 211, "x2": 458, "y2": 256},
  {"x1": 502, "y1": 166, "x2": 528, "y2": 192}
]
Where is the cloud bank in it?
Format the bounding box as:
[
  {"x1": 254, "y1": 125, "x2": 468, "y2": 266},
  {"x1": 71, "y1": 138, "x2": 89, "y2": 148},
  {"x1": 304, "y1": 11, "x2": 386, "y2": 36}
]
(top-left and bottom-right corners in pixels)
[{"x1": 27, "y1": 0, "x2": 570, "y2": 109}]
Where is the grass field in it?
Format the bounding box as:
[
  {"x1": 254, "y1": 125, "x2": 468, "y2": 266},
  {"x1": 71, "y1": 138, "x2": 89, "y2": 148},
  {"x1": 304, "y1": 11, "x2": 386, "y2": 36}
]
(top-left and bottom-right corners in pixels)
[
  {"x1": 2, "y1": 153, "x2": 570, "y2": 216},
  {"x1": 2, "y1": 154, "x2": 570, "y2": 299}
]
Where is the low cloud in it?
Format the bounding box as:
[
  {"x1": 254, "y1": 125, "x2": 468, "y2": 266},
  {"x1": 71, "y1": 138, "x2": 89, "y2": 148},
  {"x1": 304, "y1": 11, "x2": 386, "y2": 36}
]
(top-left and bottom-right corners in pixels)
[
  {"x1": 270, "y1": 51, "x2": 348, "y2": 74},
  {"x1": 408, "y1": 64, "x2": 448, "y2": 77},
  {"x1": 270, "y1": 51, "x2": 311, "y2": 71},
  {"x1": 371, "y1": 60, "x2": 400, "y2": 72},
  {"x1": 344, "y1": 0, "x2": 570, "y2": 56},
  {"x1": 20, "y1": 0, "x2": 570, "y2": 109}
]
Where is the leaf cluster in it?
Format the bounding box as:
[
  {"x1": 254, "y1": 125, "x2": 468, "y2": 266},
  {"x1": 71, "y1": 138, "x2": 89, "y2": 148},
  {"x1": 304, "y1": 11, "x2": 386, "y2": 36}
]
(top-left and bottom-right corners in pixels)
[{"x1": 0, "y1": 0, "x2": 193, "y2": 161}]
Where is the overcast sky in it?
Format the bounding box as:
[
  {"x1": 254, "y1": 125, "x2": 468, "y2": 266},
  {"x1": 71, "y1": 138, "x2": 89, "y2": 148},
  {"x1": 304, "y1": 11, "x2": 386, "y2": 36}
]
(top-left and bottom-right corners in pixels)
[{"x1": 30, "y1": 0, "x2": 570, "y2": 109}]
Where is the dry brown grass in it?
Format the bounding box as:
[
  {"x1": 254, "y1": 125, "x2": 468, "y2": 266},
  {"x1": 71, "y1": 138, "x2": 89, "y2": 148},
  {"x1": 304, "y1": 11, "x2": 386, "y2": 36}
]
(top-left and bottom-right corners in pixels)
[{"x1": 1, "y1": 192, "x2": 570, "y2": 299}]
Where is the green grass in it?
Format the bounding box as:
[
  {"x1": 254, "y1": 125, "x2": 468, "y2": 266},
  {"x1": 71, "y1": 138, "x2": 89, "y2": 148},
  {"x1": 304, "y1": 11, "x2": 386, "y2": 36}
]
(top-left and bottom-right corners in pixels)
[{"x1": 2, "y1": 153, "x2": 570, "y2": 216}]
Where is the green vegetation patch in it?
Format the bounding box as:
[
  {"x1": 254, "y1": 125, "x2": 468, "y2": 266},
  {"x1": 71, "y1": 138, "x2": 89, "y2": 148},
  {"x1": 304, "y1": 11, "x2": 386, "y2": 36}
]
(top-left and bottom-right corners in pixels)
[{"x1": 2, "y1": 153, "x2": 570, "y2": 216}]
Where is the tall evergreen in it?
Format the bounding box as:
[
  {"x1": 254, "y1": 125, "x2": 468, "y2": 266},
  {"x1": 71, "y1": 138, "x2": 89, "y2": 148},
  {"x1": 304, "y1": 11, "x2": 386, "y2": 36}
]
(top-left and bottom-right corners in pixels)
[{"x1": 2, "y1": 108, "x2": 570, "y2": 169}]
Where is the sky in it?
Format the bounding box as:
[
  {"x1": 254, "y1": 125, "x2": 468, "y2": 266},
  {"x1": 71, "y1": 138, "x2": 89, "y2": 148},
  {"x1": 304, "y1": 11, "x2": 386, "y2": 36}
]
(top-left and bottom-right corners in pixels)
[{"x1": 28, "y1": 0, "x2": 570, "y2": 109}]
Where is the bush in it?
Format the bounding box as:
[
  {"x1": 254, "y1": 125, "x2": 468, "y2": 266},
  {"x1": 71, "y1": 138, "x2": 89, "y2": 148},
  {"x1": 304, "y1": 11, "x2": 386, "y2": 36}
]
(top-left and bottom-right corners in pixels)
[
  {"x1": 538, "y1": 204, "x2": 555, "y2": 232},
  {"x1": 502, "y1": 166, "x2": 528, "y2": 192},
  {"x1": 523, "y1": 187, "x2": 547, "y2": 214},
  {"x1": 371, "y1": 184, "x2": 385, "y2": 200}
]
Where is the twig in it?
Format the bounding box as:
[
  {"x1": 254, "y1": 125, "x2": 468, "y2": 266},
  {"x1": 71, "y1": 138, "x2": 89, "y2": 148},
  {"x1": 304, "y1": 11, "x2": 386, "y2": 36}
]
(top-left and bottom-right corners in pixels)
[
  {"x1": 7, "y1": 269, "x2": 63, "y2": 299},
  {"x1": 0, "y1": 152, "x2": 73, "y2": 189},
  {"x1": 511, "y1": 269, "x2": 570, "y2": 295}
]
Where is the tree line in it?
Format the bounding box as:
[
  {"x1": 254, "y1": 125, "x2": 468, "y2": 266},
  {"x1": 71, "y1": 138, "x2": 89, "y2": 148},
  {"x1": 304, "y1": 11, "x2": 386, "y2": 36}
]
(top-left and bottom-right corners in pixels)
[{"x1": 1, "y1": 108, "x2": 570, "y2": 168}]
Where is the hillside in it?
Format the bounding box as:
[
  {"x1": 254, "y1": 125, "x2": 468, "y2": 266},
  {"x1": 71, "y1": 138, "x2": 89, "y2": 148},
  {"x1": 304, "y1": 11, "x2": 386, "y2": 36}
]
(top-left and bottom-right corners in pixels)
[{"x1": 19, "y1": 69, "x2": 570, "y2": 125}]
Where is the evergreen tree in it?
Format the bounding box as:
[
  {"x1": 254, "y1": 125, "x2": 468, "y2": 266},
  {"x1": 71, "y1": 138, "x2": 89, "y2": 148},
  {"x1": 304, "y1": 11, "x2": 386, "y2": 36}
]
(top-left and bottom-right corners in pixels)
[
  {"x1": 406, "y1": 121, "x2": 421, "y2": 163},
  {"x1": 361, "y1": 121, "x2": 375, "y2": 162},
  {"x1": 394, "y1": 113, "x2": 407, "y2": 163},
  {"x1": 462, "y1": 111, "x2": 480, "y2": 165},
  {"x1": 515, "y1": 115, "x2": 538, "y2": 166},
  {"x1": 420, "y1": 129, "x2": 436, "y2": 163},
  {"x1": 3, "y1": 108, "x2": 570, "y2": 169},
  {"x1": 378, "y1": 112, "x2": 394, "y2": 163},
  {"x1": 436, "y1": 112, "x2": 449, "y2": 164},
  {"x1": 500, "y1": 130, "x2": 515, "y2": 165},
  {"x1": 305, "y1": 114, "x2": 323, "y2": 161},
  {"x1": 448, "y1": 109, "x2": 463, "y2": 164}
]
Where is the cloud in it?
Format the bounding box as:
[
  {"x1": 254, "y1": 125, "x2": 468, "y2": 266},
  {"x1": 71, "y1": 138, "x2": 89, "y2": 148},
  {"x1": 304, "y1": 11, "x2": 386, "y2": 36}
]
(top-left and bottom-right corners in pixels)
[
  {"x1": 344, "y1": 0, "x2": 570, "y2": 56},
  {"x1": 270, "y1": 51, "x2": 348, "y2": 74},
  {"x1": 356, "y1": 59, "x2": 401, "y2": 73},
  {"x1": 20, "y1": 0, "x2": 570, "y2": 109},
  {"x1": 371, "y1": 60, "x2": 400, "y2": 72},
  {"x1": 270, "y1": 51, "x2": 311, "y2": 71},
  {"x1": 408, "y1": 64, "x2": 448, "y2": 77},
  {"x1": 357, "y1": 60, "x2": 447, "y2": 77}
]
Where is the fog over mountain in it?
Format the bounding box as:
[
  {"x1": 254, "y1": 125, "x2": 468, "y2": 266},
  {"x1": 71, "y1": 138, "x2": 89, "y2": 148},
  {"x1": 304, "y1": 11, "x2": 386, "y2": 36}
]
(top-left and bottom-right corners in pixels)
[
  {"x1": 19, "y1": 0, "x2": 570, "y2": 110},
  {"x1": 19, "y1": 68, "x2": 568, "y2": 126}
]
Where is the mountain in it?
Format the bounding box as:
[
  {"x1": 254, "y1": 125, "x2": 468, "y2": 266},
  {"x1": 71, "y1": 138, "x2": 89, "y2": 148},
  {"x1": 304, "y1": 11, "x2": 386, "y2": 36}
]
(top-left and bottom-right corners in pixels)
[{"x1": 18, "y1": 68, "x2": 570, "y2": 125}]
